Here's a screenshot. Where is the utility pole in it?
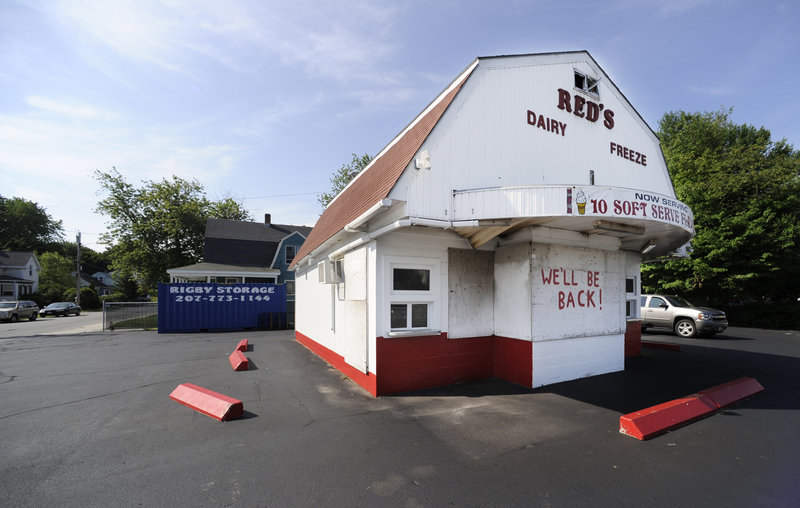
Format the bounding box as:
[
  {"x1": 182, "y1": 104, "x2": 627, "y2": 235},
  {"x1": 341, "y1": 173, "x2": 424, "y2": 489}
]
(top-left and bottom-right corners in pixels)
[{"x1": 75, "y1": 232, "x2": 82, "y2": 306}]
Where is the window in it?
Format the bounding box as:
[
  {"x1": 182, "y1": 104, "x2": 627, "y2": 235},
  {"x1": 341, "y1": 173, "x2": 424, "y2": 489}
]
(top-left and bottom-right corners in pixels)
[
  {"x1": 388, "y1": 263, "x2": 435, "y2": 332},
  {"x1": 390, "y1": 303, "x2": 429, "y2": 329},
  {"x1": 625, "y1": 276, "x2": 638, "y2": 319},
  {"x1": 285, "y1": 280, "x2": 295, "y2": 296},
  {"x1": 574, "y1": 70, "x2": 599, "y2": 96},
  {"x1": 210, "y1": 276, "x2": 241, "y2": 284},
  {"x1": 285, "y1": 245, "x2": 297, "y2": 265},
  {"x1": 649, "y1": 297, "x2": 666, "y2": 308},
  {"x1": 393, "y1": 268, "x2": 429, "y2": 291}
]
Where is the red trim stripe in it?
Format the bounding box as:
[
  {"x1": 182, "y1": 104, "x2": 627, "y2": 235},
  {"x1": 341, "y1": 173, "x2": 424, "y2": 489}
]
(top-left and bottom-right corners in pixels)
[{"x1": 295, "y1": 331, "x2": 377, "y2": 396}]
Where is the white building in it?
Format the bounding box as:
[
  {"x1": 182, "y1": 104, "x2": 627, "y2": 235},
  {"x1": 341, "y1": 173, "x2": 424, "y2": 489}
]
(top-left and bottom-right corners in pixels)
[
  {"x1": 290, "y1": 52, "x2": 694, "y2": 396},
  {"x1": 0, "y1": 251, "x2": 40, "y2": 300}
]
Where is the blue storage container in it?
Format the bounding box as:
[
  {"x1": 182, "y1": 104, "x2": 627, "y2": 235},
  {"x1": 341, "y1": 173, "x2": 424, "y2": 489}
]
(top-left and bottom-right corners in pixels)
[{"x1": 158, "y1": 283, "x2": 287, "y2": 333}]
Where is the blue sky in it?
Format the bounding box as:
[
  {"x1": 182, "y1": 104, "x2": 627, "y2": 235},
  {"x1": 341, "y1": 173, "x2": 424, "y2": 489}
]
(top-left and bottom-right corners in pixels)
[{"x1": 1, "y1": 0, "x2": 797, "y2": 251}]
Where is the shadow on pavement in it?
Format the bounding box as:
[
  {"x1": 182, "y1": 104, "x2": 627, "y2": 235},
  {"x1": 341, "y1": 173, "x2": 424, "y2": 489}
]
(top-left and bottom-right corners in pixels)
[{"x1": 388, "y1": 343, "x2": 800, "y2": 415}]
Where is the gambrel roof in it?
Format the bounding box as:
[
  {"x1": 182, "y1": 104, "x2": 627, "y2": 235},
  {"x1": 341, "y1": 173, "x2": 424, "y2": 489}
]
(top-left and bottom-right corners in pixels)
[{"x1": 204, "y1": 218, "x2": 311, "y2": 268}]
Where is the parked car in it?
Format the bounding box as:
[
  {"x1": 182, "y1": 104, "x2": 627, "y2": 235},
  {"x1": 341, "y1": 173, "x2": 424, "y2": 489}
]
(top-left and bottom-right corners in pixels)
[
  {"x1": 39, "y1": 302, "x2": 81, "y2": 317},
  {"x1": 0, "y1": 300, "x2": 40, "y2": 322},
  {"x1": 641, "y1": 294, "x2": 727, "y2": 338}
]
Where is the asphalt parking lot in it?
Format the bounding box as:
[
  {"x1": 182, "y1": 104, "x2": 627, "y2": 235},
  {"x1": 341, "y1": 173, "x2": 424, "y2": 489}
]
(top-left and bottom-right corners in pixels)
[{"x1": 1, "y1": 322, "x2": 798, "y2": 507}]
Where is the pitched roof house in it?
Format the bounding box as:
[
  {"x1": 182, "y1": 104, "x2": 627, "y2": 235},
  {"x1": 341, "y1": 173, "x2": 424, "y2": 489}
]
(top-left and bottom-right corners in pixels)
[
  {"x1": 168, "y1": 214, "x2": 312, "y2": 285},
  {"x1": 0, "y1": 251, "x2": 40, "y2": 300},
  {"x1": 291, "y1": 51, "x2": 695, "y2": 396}
]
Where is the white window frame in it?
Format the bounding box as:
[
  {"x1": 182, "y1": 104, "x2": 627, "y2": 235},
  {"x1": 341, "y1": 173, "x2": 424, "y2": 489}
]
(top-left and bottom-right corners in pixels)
[
  {"x1": 285, "y1": 245, "x2": 297, "y2": 265},
  {"x1": 385, "y1": 258, "x2": 440, "y2": 336},
  {"x1": 574, "y1": 69, "x2": 600, "y2": 97},
  {"x1": 625, "y1": 276, "x2": 639, "y2": 319}
]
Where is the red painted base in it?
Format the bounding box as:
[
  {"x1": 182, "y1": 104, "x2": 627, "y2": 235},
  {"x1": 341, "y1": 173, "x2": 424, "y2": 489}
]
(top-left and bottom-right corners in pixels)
[
  {"x1": 235, "y1": 338, "x2": 249, "y2": 352},
  {"x1": 295, "y1": 331, "x2": 377, "y2": 395},
  {"x1": 624, "y1": 320, "x2": 642, "y2": 357},
  {"x1": 296, "y1": 331, "x2": 532, "y2": 396}
]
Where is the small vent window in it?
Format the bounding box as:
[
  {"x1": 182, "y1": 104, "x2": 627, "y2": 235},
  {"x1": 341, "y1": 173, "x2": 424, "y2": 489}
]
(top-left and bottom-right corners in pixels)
[{"x1": 574, "y1": 70, "x2": 599, "y2": 97}]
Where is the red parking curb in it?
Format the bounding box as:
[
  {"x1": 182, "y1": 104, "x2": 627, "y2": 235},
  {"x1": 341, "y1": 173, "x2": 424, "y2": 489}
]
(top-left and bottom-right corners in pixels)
[
  {"x1": 699, "y1": 377, "x2": 764, "y2": 409},
  {"x1": 229, "y1": 350, "x2": 249, "y2": 371},
  {"x1": 235, "y1": 339, "x2": 248, "y2": 352},
  {"x1": 620, "y1": 377, "x2": 764, "y2": 440},
  {"x1": 169, "y1": 383, "x2": 244, "y2": 421},
  {"x1": 619, "y1": 393, "x2": 718, "y2": 440}
]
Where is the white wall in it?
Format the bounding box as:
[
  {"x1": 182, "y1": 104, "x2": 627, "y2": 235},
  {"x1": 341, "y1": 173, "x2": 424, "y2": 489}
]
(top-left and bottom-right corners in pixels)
[
  {"x1": 531, "y1": 242, "x2": 625, "y2": 341},
  {"x1": 531, "y1": 335, "x2": 624, "y2": 388},
  {"x1": 295, "y1": 261, "x2": 341, "y2": 352},
  {"x1": 342, "y1": 246, "x2": 369, "y2": 373},
  {"x1": 376, "y1": 228, "x2": 474, "y2": 338},
  {"x1": 494, "y1": 242, "x2": 533, "y2": 341},
  {"x1": 401, "y1": 54, "x2": 676, "y2": 220},
  {"x1": 447, "y1": 248, "x2": 494, "y2": 338},
  {"x1": 491, "y1": 227, "x2": 627, "y2": 386}
]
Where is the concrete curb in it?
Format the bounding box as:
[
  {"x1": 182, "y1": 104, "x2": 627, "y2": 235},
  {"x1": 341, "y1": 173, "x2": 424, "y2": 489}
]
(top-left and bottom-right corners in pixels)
[
  {"x1": 229, "y1": 350, "x2": 249, "y2": 371},
  {"x1": 169, "y1": 383, "x2": 244, "y2": 421},
  {"x1": 619, "y1": 377, "x2": 764, "y2": 440}
]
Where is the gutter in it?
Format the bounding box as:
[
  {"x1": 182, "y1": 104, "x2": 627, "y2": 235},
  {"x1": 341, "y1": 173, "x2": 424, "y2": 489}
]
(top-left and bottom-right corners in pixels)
[
  {"x1": 344, "y1": 199, "x2": 393, "y2": 232},
  {"x1": 327, "y1": 216, "x2": 458, "y2": 260}
]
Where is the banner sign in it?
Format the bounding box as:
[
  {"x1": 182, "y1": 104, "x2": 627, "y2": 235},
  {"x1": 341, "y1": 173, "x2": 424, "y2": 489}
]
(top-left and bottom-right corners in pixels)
[{"x1": 567, "y1": 186, "x2": 694, "y2": 233}]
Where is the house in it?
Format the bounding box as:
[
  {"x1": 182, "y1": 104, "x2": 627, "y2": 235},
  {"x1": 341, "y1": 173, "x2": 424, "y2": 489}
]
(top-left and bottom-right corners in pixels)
[
  {"x1": 167, "y1": 214, "x2": 312, "y2": 324},
  {"x1": 290, "y1": 51, "x2": 694, "y2": 396},
  {"x1": 90, "y1": 272, "x2": 115, "y2": 296},
  {"x1": 0, "y1": 251, "x2": 40, "y2": 300}
]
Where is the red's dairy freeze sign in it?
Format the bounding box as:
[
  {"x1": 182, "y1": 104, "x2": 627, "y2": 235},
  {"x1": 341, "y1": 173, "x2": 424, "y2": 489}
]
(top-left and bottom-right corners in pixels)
[{"x1": 567, "y1": 187, "x2": 694, "y2": 232}]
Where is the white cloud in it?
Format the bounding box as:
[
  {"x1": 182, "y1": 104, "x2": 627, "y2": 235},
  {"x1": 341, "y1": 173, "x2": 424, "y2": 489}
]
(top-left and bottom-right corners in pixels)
[
  {"x1": 26, "y1": 96, "x2": 112, "y2": 120},
  {"x1": 32, "y1": 0, "x2": 405, "y2": 84}
]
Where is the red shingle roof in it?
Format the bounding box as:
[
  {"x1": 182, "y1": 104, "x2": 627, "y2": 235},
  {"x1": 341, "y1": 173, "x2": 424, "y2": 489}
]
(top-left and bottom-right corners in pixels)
[{"x1": 290, "y1": 68, "x2": 473, "y2": 269}]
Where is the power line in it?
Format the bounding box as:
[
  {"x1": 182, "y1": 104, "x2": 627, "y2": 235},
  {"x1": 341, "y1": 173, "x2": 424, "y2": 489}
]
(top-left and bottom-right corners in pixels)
[{"x1": 240, "y1": 191, "x2": 325, "y2": 200}]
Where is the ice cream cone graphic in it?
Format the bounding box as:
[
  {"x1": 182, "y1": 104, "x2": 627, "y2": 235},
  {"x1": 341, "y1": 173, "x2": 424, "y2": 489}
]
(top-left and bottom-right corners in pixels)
[{"x1": 576, "y1": 189, "x2": 587, "y2": 215}]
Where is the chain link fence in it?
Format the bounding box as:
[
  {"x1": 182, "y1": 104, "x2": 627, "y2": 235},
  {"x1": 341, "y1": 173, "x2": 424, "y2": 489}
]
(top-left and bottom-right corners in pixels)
[{"x1": 103, "y1": 302, "x2": 158, "y2": 331}]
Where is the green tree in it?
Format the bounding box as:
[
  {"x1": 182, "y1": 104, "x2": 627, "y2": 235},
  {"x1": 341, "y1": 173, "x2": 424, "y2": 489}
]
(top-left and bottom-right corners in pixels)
[
  {"x1": 79, "y1": 287, "x2": 101, "y2": 310},
  {"x1": 54, "y1": 242, "x2": 112, "y2": 276},
  {"x1": 94, "y1": 168, "x2": 252, "y2": 289},
  {"x1": 317, "y1": 153, "x2": 373, "y2": 209},
  {"x1": 643, "y1": 109, "x2": 800, "y2": 310},
  {"x1": 38, "y1": 251, "x2": 74, "y2": 294},
  {"x1": 0, "y1": 195, "x2": 63, "y2": 251},
  {"x1": 111, "y1": 269, "x2": 141, "y2": 301}
]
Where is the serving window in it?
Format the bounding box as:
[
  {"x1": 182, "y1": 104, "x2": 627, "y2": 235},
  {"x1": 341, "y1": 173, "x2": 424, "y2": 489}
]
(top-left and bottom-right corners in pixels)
[{"x1": 386, "y1": 258, "x2": 439, "y2": 335}]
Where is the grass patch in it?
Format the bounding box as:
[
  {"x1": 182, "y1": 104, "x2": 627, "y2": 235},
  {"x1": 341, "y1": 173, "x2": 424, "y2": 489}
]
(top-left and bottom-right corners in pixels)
[{"x1": 109, "y1": 314, "x2": 159, "y2": 330}]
